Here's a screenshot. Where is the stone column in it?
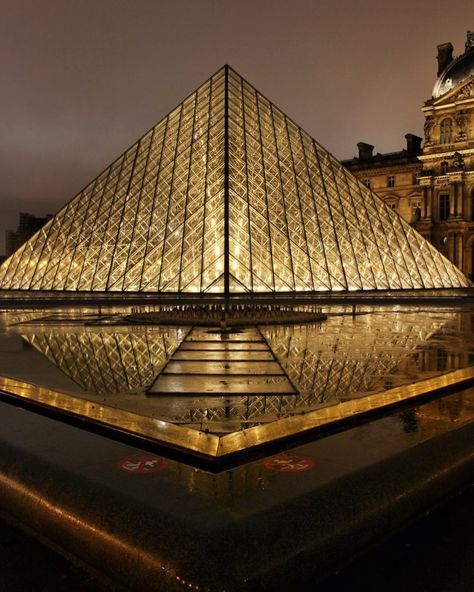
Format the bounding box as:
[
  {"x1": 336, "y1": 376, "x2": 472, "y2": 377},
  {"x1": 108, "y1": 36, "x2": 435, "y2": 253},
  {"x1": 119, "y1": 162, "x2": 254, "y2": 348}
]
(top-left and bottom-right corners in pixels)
[
  {"x1": 456, "y1": 181, "x2": 464, "y2": 218},
  {"x1": 449, "y1": 183, "x2": 456, "y2": 218},
  {"x1": 421, "y1": 186, "x2": 428, "y2": 218},
  {"x1": 426, "y1": 185, "x2": 432, "y2": 219},
  {"x1": 448, "y1": 233, "x2": 455, "y2": 263},
  {"x1": 457, "y1": 233, "x2": 464, "y2": 272}
]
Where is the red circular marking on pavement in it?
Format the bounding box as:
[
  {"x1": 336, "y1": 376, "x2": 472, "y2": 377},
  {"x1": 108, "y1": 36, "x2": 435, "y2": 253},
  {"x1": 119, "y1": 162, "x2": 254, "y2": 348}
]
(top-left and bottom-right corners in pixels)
[
  {"x1": 116, "y1": 454, "x2": 168, "y2": 474},
  {"x1": 263, "y1": 454, "x2": 315, "y2": 473}
]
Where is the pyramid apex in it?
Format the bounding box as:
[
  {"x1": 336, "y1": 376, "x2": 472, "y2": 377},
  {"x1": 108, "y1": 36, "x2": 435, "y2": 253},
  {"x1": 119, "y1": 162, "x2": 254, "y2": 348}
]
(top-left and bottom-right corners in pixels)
[{"x1": 222, "y1": 64, "x2": 239, "y2": 75}]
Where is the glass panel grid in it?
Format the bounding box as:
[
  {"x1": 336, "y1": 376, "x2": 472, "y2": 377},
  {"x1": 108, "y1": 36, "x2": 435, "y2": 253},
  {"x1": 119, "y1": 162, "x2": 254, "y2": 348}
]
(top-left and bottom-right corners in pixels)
[{"x1": 0, "y1": 66, "x2": 469, "y2": 293}]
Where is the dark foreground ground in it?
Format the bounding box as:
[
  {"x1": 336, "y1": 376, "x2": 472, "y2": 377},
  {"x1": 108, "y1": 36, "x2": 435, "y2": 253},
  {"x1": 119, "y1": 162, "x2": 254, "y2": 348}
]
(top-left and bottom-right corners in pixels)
[
  {"x1": 319, "y1": 483, "x2": 474, "y2": 592},
  {"x1": 0, "y1": 484, "x2": 472, "y2": 592}
]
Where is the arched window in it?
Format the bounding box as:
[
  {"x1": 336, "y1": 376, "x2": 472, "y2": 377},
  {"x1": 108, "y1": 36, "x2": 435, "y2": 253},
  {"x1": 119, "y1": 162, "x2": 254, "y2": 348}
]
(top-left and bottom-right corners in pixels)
[{"x1": 440, "y1": 118, "x2": 453, "y2": 144}]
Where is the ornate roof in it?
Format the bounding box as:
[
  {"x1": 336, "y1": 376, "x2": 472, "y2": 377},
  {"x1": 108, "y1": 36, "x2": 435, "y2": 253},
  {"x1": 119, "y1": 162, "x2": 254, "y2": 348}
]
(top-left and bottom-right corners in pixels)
[{"x1": 433, "y1": 40, "x2": 474, "y2": 98}]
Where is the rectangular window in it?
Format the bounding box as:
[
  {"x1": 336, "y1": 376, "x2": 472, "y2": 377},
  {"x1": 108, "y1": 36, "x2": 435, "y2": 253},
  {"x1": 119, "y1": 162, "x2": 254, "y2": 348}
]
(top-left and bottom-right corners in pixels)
[
  {"x1": 363, "y1": 178, "x2": 371, "y2": 188},
  {"x1": 411, "y1": 200, "x2": 422, "y2": 222},
  {"x1": 387, "y1": 175, "x2": 395, "y2": 188},
  {"x1": 439, "y1": 194, "x2": 450, "y2": 221}
]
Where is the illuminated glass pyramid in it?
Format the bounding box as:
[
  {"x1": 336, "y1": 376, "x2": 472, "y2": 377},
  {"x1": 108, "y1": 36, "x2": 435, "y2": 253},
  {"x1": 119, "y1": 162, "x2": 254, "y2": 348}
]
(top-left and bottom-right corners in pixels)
[{"x1": 0, "y1": 65, "x2": 469, "y2": 293}]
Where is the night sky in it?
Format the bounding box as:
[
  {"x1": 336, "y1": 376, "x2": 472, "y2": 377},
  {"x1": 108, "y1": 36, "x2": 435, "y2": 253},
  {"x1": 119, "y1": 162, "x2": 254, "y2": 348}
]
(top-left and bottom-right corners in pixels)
[{"x1": 0, "y1": 0, "x2": 472, "y2": 254}]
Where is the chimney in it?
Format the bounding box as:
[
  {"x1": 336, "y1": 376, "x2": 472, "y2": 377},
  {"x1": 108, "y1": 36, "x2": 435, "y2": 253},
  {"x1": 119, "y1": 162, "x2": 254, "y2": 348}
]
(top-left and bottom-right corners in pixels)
[
  {"x1": 357, "y1": 142, "x2": 374, "y2": 160},
  {"x1": 466, "y1": 30, "x2": 474, "y2": 52},
  {"x1": 437, "y1": 42, "x2": 454, "y2": 76},
  {"x1": 405, "y1": 134, "x2": 422, "y2": 156}
]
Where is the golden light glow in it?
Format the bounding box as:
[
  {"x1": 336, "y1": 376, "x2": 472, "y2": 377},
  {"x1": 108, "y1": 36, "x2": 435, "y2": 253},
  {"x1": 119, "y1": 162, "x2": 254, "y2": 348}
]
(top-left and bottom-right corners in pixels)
[
  {"x1": 0, "y1": 66, "x2": 469, "y2": 293},
  {"x1": 0, "y1": 368, "x2": 473, "y2": 460},
  {"x1": 14, "y1": 309, "x2": 460, "y2": 428}
]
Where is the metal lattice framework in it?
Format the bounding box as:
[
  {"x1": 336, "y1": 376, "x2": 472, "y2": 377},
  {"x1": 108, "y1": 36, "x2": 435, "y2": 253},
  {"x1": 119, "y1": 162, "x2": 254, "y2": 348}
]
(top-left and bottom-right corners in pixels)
[{"x1": 0, "y1": 66, "x2": 469, "y2": 293}]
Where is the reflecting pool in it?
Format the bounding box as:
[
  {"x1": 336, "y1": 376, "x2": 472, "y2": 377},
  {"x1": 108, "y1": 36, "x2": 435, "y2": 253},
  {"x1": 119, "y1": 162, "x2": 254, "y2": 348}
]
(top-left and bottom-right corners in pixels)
[{"x1": 1, "y1": 305, "x2": 473, "y2": 436}]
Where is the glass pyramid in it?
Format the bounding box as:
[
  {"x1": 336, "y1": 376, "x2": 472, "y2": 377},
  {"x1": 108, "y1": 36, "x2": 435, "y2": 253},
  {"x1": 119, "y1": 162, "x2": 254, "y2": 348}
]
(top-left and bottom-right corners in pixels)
[{"x1": 0, "y1": 65, "x2": 469, "y2": 293}]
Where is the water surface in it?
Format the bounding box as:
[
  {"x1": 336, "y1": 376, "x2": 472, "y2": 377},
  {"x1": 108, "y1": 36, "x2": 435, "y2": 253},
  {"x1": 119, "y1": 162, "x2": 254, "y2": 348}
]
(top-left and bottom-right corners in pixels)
[{"x1": 1, "y1": 305, "x2": 473, "y2": 434}]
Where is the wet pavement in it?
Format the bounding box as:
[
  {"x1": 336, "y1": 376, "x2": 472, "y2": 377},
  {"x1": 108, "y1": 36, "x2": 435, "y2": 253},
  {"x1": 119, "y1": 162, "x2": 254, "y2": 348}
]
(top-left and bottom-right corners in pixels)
[
  {"x1": 0, "y1": 513, "x2": 102, "y2": 591},
  {"x1": 317, "y1": 485, "x2": 474, "y2": 592},
  {"x1": 0, "y1": 383, "x2": 472, "y2": 591},
  {"x1": 0, "y1": 305, "x2": 473, "y2": 590},
  {"x1": 0, "y1": 485, "x2": 472, "y2": 591}
]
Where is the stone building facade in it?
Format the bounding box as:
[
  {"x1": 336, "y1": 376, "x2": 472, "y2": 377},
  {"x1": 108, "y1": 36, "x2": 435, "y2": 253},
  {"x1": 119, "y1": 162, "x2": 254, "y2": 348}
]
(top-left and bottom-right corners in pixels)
[
  {"x1": 417, "y1": 32, "x2": 474, "y2": 278},
  {"x1": 341, "y1": 134, "x2": 423, "y2": 224},
  {"x1": 342, "y1": 30, "x2": 474, "y2": 279}
]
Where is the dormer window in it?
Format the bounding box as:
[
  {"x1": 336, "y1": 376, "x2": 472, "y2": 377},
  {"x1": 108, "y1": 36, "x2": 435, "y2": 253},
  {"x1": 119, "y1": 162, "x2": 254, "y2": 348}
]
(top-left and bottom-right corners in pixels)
[{"x1": 440, "y1": 118, "x2": 453, "y2": 144}]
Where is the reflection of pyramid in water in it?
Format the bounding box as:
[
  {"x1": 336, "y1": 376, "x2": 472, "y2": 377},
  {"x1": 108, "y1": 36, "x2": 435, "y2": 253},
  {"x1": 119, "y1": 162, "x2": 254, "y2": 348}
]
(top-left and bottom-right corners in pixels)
[
  {"x1": 22, "y1": 329, "x2": 183, "y2": 395},
  {"x1": 170, "y1": 317, "x2": 452, "y2": 428},
  {"x1": 0, "y1": 66, "x2": 469, "y2": 293},
  {"x1": 19, "y1": 312, "x2": 452, "y2": 429}
]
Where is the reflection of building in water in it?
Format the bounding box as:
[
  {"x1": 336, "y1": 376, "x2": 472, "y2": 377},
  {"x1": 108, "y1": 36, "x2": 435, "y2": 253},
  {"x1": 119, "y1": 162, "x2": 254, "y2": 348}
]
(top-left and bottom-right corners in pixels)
[
  {"x1": 398, "y1": 311, "x2": 474, "y2": 377},
  {"x1": 262, "y1": 319, "x2": 437, "y2": 401},
  {"x1": 402, "y1": 387, "x2": 474, "y2": 440},
  {"x1": 260, "y1": 313, "x2": 473, "y2": 401},
  {"x1": 22, "y1": 328, "x2": 183, "y2": 394},
  {"x1": 17, "y1": 310, "x2": 474, "y2": 433}
]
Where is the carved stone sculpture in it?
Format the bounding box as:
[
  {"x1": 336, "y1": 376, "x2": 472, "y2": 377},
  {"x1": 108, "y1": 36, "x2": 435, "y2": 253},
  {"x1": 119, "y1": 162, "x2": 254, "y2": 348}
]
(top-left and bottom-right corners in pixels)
[
  {"x1": 455, "y1": 110, "x2": 467, "y2": 141},
  {"x1": 424, "y1": 116, "x2": 434, "y2": 143},
  {"x1": 452, "y1": 151, "x2": 465, "y2": 171}
]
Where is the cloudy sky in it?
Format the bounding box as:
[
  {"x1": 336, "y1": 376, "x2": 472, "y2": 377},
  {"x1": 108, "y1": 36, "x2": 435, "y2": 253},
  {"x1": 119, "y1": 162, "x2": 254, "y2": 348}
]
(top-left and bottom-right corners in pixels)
[{"x1": 0, "y1": 0, "x2": 472, "y2": 253}]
